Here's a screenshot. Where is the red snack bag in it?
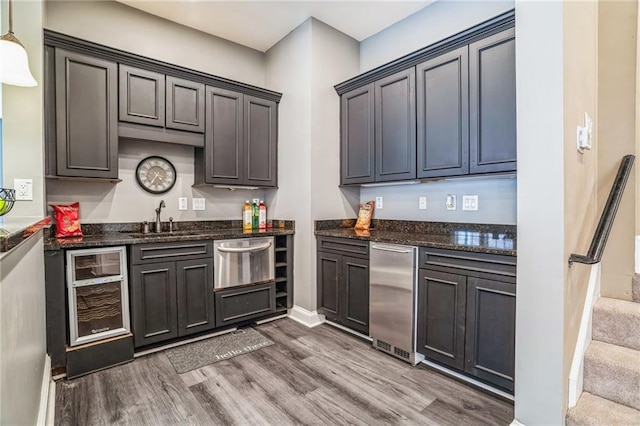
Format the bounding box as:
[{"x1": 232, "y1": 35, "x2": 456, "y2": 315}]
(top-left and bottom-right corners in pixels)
[{"x1": 50, "y1": 202, "x2": 83, "y2": 238}]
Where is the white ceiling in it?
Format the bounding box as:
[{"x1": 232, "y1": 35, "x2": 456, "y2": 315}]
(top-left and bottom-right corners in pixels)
[{"x1": 115, "y1": 1, "x2": 433, "y2": 52}]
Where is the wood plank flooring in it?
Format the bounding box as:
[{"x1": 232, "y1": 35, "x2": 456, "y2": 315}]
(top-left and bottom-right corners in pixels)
[{"x1": 55, "y1": 319, "x2": 514, "y2": 425}]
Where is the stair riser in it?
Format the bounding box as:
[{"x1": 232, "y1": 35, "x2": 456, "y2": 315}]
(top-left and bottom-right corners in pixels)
[{"x1": 584, "y1": 356, "x2": 640, "y2": 410}]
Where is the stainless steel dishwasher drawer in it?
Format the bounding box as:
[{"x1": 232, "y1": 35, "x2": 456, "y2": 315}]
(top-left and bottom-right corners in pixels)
[{"x1": 214, "y1": 237, "x2": 274, "y2": 289}]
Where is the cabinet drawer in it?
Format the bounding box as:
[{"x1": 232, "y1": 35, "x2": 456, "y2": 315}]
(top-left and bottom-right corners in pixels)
[
  {"x1": 317, "y1": 236, "x2": 369, "y2": 257},
  {"x1": 215, "y1": 282, "x2": 275, "y2": 327},
  {"x1": 131, "y1": 240, "x2": 212, "y2": 265},
  {"x1": 419, "y1": 247, "x2": 516, "y2": 280}
]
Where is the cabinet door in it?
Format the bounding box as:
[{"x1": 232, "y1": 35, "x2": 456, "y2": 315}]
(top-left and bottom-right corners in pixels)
[
  {"x1": 54, "y1": 49, "x2": 118, "y2": 178},
  {"x1": 341, "y1": 256, "x2": 369, "y2": 335},
  {"x1": 469, "y1": 28, "x2": 516, "y2": 174},
  {"x1": 465, "y1": 277, "x2": 516, "y2": 391},
  {"x1": 417, "y1": 269, "x2": 467, "y2": 370},
  {"x1": 204, "y1": 86, "x2": 243, "y2": 185},
  {"x1": 119, "y1": 65, "x2": 165, "y2": 127},
  {"x1": 166, "y1": 76, "x2": 205, "y2": 133},
  {"x1": 341, "y1": 84, "x2": 375, "y2": 185},
  {"x1": 131, "y1": 263, "x2": 177, "y2": 348},
  {"x1": 317, "y1": 251, "x2": 341, "y2": 322},
  {"x1": 374, "y1": 69, "x2": 416, "y2": 182},
  {"x1": 244, "y1": 95, "x2": 277, "y2": 187},
  {"x1": 176, "y1": 259, "x2": 215, "y2": 337},
  {"x1": 417, "y1": 47, "x2": 469, "y2": 178},
  {"x1": 215, "y1": 282, "x2": 275, "y2": 327}
]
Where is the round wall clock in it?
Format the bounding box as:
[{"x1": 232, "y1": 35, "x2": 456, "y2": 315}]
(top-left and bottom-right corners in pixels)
[{"x1": 135, "y1": 156, "x2": 177, "y2": 194}]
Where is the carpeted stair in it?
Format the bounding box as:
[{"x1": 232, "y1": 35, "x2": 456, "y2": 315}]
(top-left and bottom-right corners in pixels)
[{"x1": 566, "y1": 297, "x2": 640, "y2": 425}]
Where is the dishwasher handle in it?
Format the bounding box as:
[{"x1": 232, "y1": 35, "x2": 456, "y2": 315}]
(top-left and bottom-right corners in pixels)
[
  {"x1": 370, "y1": 244, "x2": 413, "y2": 254},
  {"x1": 216, "y1": 241, "x2": 272, "y2": 253}
]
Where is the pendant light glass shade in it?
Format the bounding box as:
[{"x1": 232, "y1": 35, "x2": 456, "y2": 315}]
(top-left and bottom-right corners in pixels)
[{"x1": 0, "y1": 0, "x2": 37, "y2": 87}]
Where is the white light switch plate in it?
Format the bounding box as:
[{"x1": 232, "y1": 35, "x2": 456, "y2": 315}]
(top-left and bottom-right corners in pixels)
[
  {"x1": 446, "y1": 194, "x2": 456, "y2": 210},
  {"x1": 419, "y1": 196, "x2": 427, "y2": 210},
  {"x1": 14, "y1": 178, "x2": 33, "y2": 201},
  {"x1": 462, "y1": 195, "x2": 479, "y2": 211},
  {"x1": 375, "y1": 196, "x2": 383, "y2": 209},
  {"x1": 192, "y1": 198, "x2": 206, "y2": 211},
  {"x1": 178, "y1": 197, "x2": 188, "y2": 211}
]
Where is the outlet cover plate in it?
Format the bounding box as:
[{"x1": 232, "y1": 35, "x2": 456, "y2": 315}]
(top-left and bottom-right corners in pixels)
[
  {"x1": 462, "y1": 195, "x2": 479, "y2": 211},
  {"x1": 14, "y1": 178, "x2": 33, "y2": 201},
  {"x1": 178, "y1": 197, "x2": 188, "y2": 211},
  {"x1": 419, "y1": 196, "x2": 427, "y2": 210},
  {"x1": 192, "y1": 198, "x2": 205, "y2": 211},
  {"x1": 375, "y1": 196, "x2": 383, "y2": 209}
]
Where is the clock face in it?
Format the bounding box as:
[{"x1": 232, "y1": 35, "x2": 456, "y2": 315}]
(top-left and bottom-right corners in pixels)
[{"x1": 135, "y1": 156, "x2": 177, "y2": 194}]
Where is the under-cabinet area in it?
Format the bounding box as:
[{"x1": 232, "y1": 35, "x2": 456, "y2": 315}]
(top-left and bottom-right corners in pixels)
[{"x1": 44, "y1": 226, "x2": 295, "y2": 378}]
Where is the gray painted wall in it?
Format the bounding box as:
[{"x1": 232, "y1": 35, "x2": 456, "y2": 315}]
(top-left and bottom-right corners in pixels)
[
  {"x1": 360, "y1": 177, "x2": 516, "y2": 224},
  {"x1": 514, "y1": 1, "x2": 566, "y2": 424},
  {"x1": 47, "y1": 139, "x2": 264, "y2": 223},
  {"x1": 45, "y1": 0, "x2": 266, "y2": 87}
]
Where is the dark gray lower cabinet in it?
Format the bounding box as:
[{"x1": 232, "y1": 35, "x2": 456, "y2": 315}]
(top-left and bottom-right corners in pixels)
[
  {"x1": 417, "y1": 269, "x2": 466, "y2": 370},
  {"x1": 317, "y1": 237, "x2": 370, "y2": 335},
  {"x1": 417, "y1": 248, "x2": 516, "y2": 392},
  {"x1": 176, "y1": 259, "x2": 215, "y2": 336},
  {"x1": 465, "y1": 277, "x2": 516, "y2": 391},
  {"x1": 215, "y1": 282, "x2": 276, "y2": 327}
]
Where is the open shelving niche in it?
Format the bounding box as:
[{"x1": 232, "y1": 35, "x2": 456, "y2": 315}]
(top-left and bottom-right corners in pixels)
[{"x1": 274, "y1": 235, "x2": 293, "y2": 313}]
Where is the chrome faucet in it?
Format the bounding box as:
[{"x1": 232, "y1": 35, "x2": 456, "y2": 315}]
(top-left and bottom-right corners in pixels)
[{"x1": 155, "y1": 200, "x2": 165, "y2": 233}]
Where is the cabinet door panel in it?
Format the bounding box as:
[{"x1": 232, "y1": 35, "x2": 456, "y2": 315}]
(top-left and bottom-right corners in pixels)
[
  {"x1": 176, "y1": 259, "x2": 215, "y2": 336},
  {"x1": 244, "y1": 95, "x2": 277, "y2": 187},
  {"x1": 341, "y1": 256, "x2": 369, "y2": 335},
  {"x1": 215, "y1": 282, "x2": 275, "y2": 327},
  {"x1": 55, "y1": 49, "x2": 118, "y2": 178},
  {"x1": 205, "y1": 87, "x2": 243, "y2": 184},
  {"x1": 417, "y1": 47, "x2": 469, "y2": 178},
  {"x1": 341, "y1": 84, "x2": 375, "y2": 184},
  {"x1": 465, "y1": 277, "x2": 516, "y2": 391},
  {"x1": 119, "y1": 65, "x2": 165, "y2": 127},
  {"x1": 469, "y1": 28, "x2": 517, "y2": 174},
  {"x1": 166, "y1": 76, "x2": 205, "y2": 133},
  {"x1": 417, "y1": 269, "x2": 466, "y2": 370},
  {"x1": 317, "y1": 251, "x2": 341, "y2": 322},
  {"x1": 131, "y1": 264, "x2": 177, "y2": 348},
  {"x1": 375, "y1": 69, "x2": 416, "y2": 182}
]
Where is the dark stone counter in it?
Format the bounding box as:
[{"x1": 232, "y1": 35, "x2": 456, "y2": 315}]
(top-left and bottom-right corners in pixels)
[
  {"x1": 44, "y1": 220, "x2": 295, "y2": 251},
  {"x1": 315, "y1": 219, "x2": 516, "y2": 256}
]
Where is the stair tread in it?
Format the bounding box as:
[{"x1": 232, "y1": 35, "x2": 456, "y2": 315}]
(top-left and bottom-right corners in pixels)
[
  {"x1": 584, "y1": 341, "x2": 640, "y2": 410},
  {"x1": 593, "y1": 297, "x2": 640, "y2": 351},
  {"x1": 567, "y1": 392, "x2": 640, "y2": 426}
]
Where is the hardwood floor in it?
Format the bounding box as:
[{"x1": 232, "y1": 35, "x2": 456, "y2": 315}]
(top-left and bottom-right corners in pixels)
[{"x1": 55, "y1": 319, "x2": 514, "y2": 425}]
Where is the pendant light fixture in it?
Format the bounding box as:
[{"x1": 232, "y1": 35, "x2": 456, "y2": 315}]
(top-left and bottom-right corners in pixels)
[{"x1": 0, "y1": 0, "x2": 37, "y2": 87}]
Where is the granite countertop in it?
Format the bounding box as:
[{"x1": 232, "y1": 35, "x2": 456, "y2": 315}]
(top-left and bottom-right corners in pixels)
[
  {"x1": 315, "y1": 219, "x2": 516, "y2": 256},
  {"x1": 44, "y1": 220, "x2": 295, "y2": 251},
  {"x1": 0, "y1": 216, "x2": 51, "y2": 253}
]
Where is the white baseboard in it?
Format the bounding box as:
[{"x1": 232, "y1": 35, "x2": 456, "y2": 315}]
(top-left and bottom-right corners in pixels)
[
  {"x1": 288, "y1": 306, "x2": 324, "y2": 328},
  {"x1": 510, "y1": 419, "x2": 526, "y2": 426},
  {"x1": 36, "y1": 355, "x2": 52, "y2": 426},
  {"x1": 568, "y1": 263, "x2": 601, "y2": 408}
]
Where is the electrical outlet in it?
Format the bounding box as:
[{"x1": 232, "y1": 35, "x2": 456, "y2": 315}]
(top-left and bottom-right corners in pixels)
[
  {"x1": 192, "y1": 198, "x2": 205, "y2": 211},
  {"x1": 178, "y1": 197, "x2": 188, "y2": 211},
  {"x1": 375, "y1": 196, "x2": 383, "y2": 209},
  {"x1": 14, "y1": 178, "x2": 33, "y2": 201},
  {"x1": 419, "y1": 196, "x2": 427, "y2": 210},
  {"x1": 462, "y1": 195, "x2": 479, "y2": 211},
  {"x1": 446, "y1": 194, "x2": 457, "y2": 210}
]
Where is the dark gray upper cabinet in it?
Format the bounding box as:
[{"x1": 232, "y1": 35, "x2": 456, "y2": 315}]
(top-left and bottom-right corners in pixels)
[
  {"x1": 166, "y1": 76, "x2": 205, "y2": 133},
  {"x1": 340, "y1": 84, "x2": 375, "y2": 185},
  {"x1": 375, "y1": 68, "x2": 416, "y2": 182},
  {"x1": 244, "y1": 95, "x2": 277, "y2": 187},
  {"x1": 341, "y1": 256, "x2": 370, "y2": 335},
  {"x1": 417, "y1": 269, "x2": 467, "y2": 370},
  {"x1": 469, "y1": 28, "x2": 517, "y2": 174},
  {"x1": 176, "y1": 259, "x2": 215, "y2": 336},
  {"x1": 196, "y1": 87, "x2": 277, "y2": 187},
  {"x1": 54, "y1": 48, "x2": 118, "y2": 179},
  {"x1": 465, "y1": 277, "x2": 516, "y2": 391},
  {"x1": 417, "y1": 47, "x2": 469, "y2": 178},
  {"x1": 118, "y1": 65, "x2": 165, "y2": 127},
  {"x1": 131, "y1": 263, "x2": 178, "y2": 348}
]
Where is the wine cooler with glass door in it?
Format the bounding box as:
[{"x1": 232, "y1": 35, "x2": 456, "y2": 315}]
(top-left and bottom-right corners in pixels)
[{"x1": 67, "y1": 246, "x2": 131, "y2": 346}]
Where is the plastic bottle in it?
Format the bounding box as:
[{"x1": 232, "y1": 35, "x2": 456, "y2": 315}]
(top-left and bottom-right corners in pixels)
[
  {"x1": 259, "y1": 200, "x2": 267, "y2": 230},
  {"x1": 242, "y1": 200, "x2": 252, "y2": 231},
  {"x1": 252, "y1": 200, "x2": 259, "y2": 229}
]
